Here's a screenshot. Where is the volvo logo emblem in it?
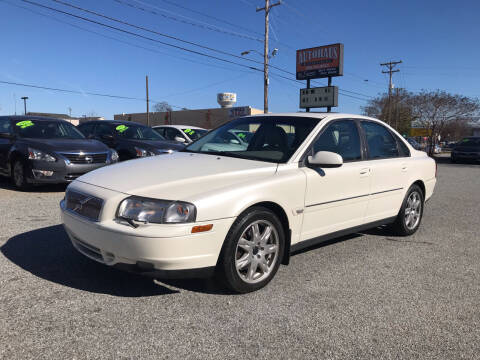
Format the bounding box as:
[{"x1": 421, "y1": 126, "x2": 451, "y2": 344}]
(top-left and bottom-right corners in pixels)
[{"x1": 85, "y1": 156, "x2": 93, "y2": 164}]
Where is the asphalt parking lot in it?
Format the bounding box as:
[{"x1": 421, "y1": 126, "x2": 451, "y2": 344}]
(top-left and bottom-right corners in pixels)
[{"x1": 0, "y1": 159, "x2": 479, "y2": 359}]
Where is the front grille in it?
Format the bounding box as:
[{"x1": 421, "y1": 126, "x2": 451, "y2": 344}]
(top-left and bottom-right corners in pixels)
[
  {"x1": 61, "y1": 152, "x2": 108, "y2": 164},
  {"x1": 65, "y1": 190, "x2": 103, "y2": 221}
]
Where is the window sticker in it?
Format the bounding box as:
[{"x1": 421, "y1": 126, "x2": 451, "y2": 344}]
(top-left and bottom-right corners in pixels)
[
  {"x1": 183, "y1": 128, "x2": 195, "y2": 135},
  {"x1": 16, "y1": 120, "x2": 34, "y2": 129},
  {"x1": 237, "y1": 132, "x2": 246, "y2": 139},
  {"x1": 116, "y1": 125, "x2": 128, "y2": 133}
]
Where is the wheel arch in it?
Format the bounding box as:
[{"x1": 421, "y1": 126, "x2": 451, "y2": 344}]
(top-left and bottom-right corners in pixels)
[
  {"x1": 411, "y1": 179, "x2": 426, "y2": 199},
  {"x1": 237, "y1": 201, "x2": 292, "y2": 266}
]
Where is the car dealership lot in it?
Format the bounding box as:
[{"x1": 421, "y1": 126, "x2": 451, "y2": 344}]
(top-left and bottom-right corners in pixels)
[{"x1": 0, "y1": 161, "x2": 479, "y2": 359}]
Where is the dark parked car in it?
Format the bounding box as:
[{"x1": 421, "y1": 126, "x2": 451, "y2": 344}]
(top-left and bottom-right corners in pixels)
[
  {"x1": 451, "y1": 137, "x2": 480, "y2": 163},
  {"x1": 77, "y1": 120, "x2": 185, "y2": 161},
  {"x1": 0, "y1": 116, "x2": 118, "y2": 189}
]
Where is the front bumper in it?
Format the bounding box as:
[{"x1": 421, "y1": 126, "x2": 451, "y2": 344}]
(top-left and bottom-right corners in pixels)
[
  {"x1": 61, "y1": 200, "x2": 234, "y2": 277},
  {"x1": 26, "y1": 159, "x2": 112, "y2": 184}
]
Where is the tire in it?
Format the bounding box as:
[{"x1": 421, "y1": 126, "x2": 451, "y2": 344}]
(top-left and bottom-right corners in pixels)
[
  {"x1": 217, "y1": 207, "x2": 285, "y2": 293},
  {"x1": 391, "y1": 184, "x2": 424, "y2": 236},
  {"x1": 11, "y1": 160, "x2": 30, "y2": 190}
]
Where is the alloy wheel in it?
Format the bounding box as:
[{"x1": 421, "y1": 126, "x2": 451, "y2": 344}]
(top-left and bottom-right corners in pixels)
[
  {"x1": 404, "y1": 191, "x2": 422, "y2": 230},
  {"x1": 235, "y1": 220, "x2": 279, "y2": 284}
]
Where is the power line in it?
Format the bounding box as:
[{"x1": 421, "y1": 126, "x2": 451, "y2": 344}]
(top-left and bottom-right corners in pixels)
[
  {"x1": 5, "y1": 0, "x2": 258, "y2": 76},
  {"x1": 0, "y1": 80, "x2": 145, "y2": 100},
  {"x1": 156, "y1": 0, "x2": 263, "y2": 37},
  {"x1": 22, "y1": 0, "x2": 265, "y2": 73},
  {"x1": 113, "y1": 0, "x2": 263, "y2": 43},
  {"x1": 44, "y1": 0, "x2": 295, "y2": 76}
]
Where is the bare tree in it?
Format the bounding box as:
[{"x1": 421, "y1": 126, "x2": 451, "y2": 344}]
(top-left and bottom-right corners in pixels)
[
  {"x1": 154, "y1": 101, "x2": 173, "y2": 112},
  {"x1": 407, "y1": 90, "x2": 480, "y2": 155},
  {"x1": 362, "y1": 88, "x2": 414, "y2": 135}
]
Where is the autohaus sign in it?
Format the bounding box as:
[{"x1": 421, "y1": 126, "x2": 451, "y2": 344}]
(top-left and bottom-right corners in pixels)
[{"x1": 296, "y1": 43, "x2": 344, "y2": 80}]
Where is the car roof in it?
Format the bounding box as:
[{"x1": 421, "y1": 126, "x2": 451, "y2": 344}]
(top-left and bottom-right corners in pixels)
[
  {"x1": 153, "y1": 124, "x2": 206, "y2": 130},
  {"x1": 247, "y1": 112, "x2": 381, "y2": 121},
  {"x1": 0, "y1": 115, "x2": 70, "y2": 123}
]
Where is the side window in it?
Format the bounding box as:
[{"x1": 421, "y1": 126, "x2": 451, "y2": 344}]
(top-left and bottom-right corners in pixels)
[
  {"x1": 95, "y1": 123, "x2": 113, "y2": 138},
  {"x1": 164, "y1": 128, "x2": 179, "y2": 141},
  {"x1": 154, "y1": 127, "x2": 165, "y2": 137},
  {"x1": 78, "y1": 123, "x2": 95, "y2": 137},
  {"x1": 361, "y1": 121, "x2": 399, "y2": 159},
  {"x1": 312, "y1": 120, "x2": 362, "y2": 162},
  {"x1": 396, "y1": 136, "x2": 410, "y2": 157},
  {"x1": 0, "y1": 119, "x2": 12, "y2": 134}
]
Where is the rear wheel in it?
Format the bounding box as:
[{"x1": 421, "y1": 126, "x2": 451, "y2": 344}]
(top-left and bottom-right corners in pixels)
[
  {"x1": 11, "y1": 160, "x2": 30, "y2": 190},
  {"x1": 217, "y1": 207, "x2": 285, "y2": 293},
  {"x1": 391, "y1": 184, "x2": 424, "y2": 236}
]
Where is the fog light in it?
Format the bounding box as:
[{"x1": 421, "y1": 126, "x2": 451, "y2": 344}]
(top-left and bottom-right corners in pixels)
[{"x1": 32, "y1": 170, "x2": 54, "y2": 178}]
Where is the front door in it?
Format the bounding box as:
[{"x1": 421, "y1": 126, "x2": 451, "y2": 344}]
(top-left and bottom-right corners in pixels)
[{"x1": 300, "y1": 119, "x2": 371, "y2": 241}]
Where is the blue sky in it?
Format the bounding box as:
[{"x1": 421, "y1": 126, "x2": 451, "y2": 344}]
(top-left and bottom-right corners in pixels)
[{"x1": 0, "y1": 0, "x2": 479, "y2": 119}]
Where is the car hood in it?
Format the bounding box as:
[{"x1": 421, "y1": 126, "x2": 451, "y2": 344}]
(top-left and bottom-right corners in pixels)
[
  {"x1": 76, "y1": 151, "x2": 278, "y2": 200},
  {"x1": 454, "y1": 145, "x2": 480, "y2": 152},
  {"x1": 22, "y1": 138, "x2": 109, "y2": 153},
  {"x1": 122, "y1": 139, "x2": 185, "y2": 151}
]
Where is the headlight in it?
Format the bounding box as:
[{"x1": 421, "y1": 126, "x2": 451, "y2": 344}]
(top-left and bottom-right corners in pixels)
[
  {"x1": 28, "y1": 147, "x2": 56, "y2": 162},
  {"x1": 134, "y1": 147, "x2": 155, "y2": 157},
  {"x1": 117, "y1": 196, "x2": 196, "y2": 224},
  {"x1": 110, "y1": 149, "x2": 119, "y2": 162}
]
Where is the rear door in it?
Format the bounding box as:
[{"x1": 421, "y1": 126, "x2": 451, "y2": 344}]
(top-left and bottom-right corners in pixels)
[{"x1": 360, "y1": 121, "x2": 409, "y2": 223}]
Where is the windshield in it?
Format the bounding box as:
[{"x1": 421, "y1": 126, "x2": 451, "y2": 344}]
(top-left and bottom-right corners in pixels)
[
  {"x1": 458, "y1": 137, "x2": 480, "y2": 147},
  {"x1": 182, "y1": 128, "x2": 208, "y2": 141},
  {"x1": 115, "y1": 124, "x2": 165, "y2": 140},
  {"x1": 184, "y1": 116, "x2": 321, "y2": 163},
  {"x1": 15, "y1": 120, "x2": 85, "y2": 139}
]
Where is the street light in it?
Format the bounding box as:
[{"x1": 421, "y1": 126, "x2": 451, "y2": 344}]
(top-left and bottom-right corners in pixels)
[
  {"x1": 241, "y1": 48, "x2": 278, "y2": 59},
  {"x1": 21, "y1": 96, "x2": 28, "y2": 115},
  {"x1": 241, "y1": 48, "x2": 278, "y2": 114}
]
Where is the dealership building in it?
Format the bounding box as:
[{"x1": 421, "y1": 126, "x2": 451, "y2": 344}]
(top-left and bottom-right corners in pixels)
[{"x1": 114, "y1": 92, "x2": 263, "y2": 129}]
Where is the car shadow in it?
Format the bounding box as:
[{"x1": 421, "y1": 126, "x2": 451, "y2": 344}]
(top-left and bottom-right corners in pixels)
[
  {"x1": 0, "y1": 175, "x2": 68, "y2": 193},
  {"x1": 1, "y1": 224, "x2": 398, "y2": 296},
  {"x1": 1, "y1": 225, "x2": 179, "y2": 297}
]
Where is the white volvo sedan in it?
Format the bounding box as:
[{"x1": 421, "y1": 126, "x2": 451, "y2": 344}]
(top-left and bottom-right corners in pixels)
[{"x1": 61, "y1": 113, "x2": 436, "y2": 293}]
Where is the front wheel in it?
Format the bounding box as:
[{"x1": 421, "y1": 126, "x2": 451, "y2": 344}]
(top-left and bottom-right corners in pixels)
[
  {"x1": 11, "y1": 160, "x2": 30, "y2": 190},
  {"x1": 391, "y1": 184, "x2": 424, "y2": 236},
  {"x1": 217, "y1": 207, "x2": 285, "y2": 293}
]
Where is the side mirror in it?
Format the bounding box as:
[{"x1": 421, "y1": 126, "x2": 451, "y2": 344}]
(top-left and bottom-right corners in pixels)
[
  {"x1": 230, "y1": 139, "x2": 240, "y2": 145},
  {"x1": 174, "y1": 136, "x2": 186, "y2": 143},
  {"x1": 0, "y1": 132, "x2": 14, "y2": 139},
  {"x1": 307, "y1": 151, "x2": 343, "y2": 168}
]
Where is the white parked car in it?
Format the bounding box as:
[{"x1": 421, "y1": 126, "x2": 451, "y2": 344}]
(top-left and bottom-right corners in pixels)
[
  {"x1": 61, "y1": 113, "x2": 437, "y2": 293},
  {"x1": 153, "y1": 125, "x2": 208, "y2": 144}
]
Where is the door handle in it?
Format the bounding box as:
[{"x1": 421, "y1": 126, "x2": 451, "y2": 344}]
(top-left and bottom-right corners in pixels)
[
  {"x1": 359, "y1": 168, "x2": 370, "y2": 177},
  {"x1": 401, "y1": 163, "x2": 408, "y2": 172}
]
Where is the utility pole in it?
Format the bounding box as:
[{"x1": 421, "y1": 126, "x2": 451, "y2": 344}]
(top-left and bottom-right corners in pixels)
[
  {"x1": 21, "y1": 96, "x2": 28, "y2": 115},
  {"x1": 68, "y1": 107, "x2": 72, "y2": 118},
  {"x1": 380, "y1": 60, "x2": 401, "y2": 126},
  {"x1": 146, "y1": 75, "x2": 150, "y2": 126},
  {"x1": 257, "y1": 0, "x2": 281, "y2": 114}
]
